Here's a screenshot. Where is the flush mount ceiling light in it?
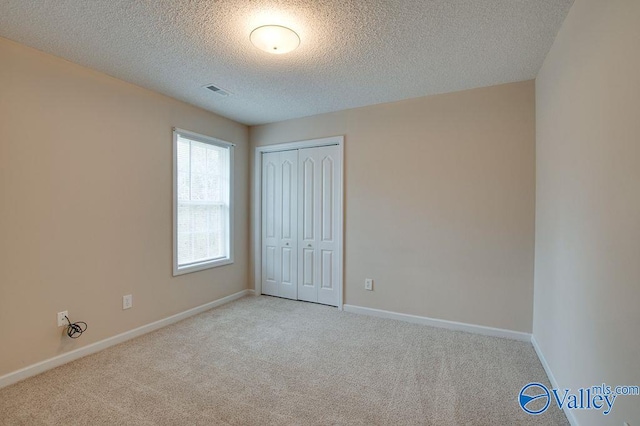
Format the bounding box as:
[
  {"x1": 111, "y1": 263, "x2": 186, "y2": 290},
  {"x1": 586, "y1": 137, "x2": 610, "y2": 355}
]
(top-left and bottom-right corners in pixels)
[{"x1": 250, "y1": 25, "x2": 300, "y2": 54}]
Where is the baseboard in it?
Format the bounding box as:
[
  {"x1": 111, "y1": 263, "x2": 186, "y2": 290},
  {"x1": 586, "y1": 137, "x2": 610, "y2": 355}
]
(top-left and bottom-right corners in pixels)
[
  {"x1": 530, "y1": 335, "x2": 579, "y2": 426},
  {"x1": 0, "y1": 289, "x2": 251, "y2": 389},
  {"x1": 342, "y1": 304, "x2": 531, "y2": 342}
]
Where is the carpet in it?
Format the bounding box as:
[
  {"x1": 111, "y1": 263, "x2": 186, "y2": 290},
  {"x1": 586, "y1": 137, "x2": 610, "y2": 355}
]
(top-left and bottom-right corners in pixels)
[{"x1": 0, "y1": 295, "x2": 568, "y2": 425}]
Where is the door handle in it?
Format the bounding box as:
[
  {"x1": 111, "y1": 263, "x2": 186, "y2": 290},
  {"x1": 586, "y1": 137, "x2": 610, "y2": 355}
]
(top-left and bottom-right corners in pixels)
[
  {"x1": 307, "y1": 244, "x2": 312, "y2": 248},
  {"x1": 285, "y1": 242, "x2": 289, "y2": 246}
]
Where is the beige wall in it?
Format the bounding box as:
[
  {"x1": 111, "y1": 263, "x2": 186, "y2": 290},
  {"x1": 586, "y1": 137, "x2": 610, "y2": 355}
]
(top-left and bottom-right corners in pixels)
[
  {"x1": 0, "y1": 38, "x2": 249, "y2": 377},
  {"x1": 251, "y1": 81, "x2": 536, "y2": 332},
  {"x1": 534, "y1": 0, "x2": 640, "y2": 424}
]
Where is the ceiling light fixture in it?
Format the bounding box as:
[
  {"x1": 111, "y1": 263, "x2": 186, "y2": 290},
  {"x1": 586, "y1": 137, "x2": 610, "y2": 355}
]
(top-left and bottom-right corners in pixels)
[{"x1": 250, "y1": 25, "x2": 300, "y2": 54}]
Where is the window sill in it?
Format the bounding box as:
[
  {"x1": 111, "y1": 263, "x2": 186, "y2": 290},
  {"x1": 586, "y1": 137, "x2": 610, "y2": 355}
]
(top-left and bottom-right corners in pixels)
[{"x1": 173, "y1": 258, "x2": 233, "y2": 276}]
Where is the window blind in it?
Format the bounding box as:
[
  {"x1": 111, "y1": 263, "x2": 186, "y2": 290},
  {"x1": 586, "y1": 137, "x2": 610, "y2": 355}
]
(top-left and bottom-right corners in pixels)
[{"x1": 176, "y1": 135, "x2": 230, "y2": 267}]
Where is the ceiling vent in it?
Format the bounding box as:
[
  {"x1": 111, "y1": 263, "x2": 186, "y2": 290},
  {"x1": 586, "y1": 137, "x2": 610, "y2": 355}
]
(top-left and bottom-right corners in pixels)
[{"x1": 204, "y1": 84, "x2": 231, "y2": 97}]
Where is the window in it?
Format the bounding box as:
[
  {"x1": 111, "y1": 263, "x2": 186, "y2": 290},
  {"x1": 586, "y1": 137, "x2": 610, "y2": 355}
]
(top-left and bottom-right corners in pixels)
[{"x1": 173, "y1": 128, "x2": 234, "y2": 275}]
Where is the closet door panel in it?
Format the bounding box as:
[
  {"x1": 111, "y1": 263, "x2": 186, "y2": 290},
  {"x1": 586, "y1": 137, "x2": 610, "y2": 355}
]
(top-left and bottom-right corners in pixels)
[
  {"x1": 321, "y1": 250, "x2": 333, "y2": 290},
  {"x1": 321, "y1": 156, "x2": 334, "y2": 242},
  {"x1": 302, "y1": 157, "x2": 315, "y2": 240},
  {"x1": 298, "y1": 148, "x2": 319, "y2": 303},
  {"x1": 317, "y1": 145, "x2": 341, "y2": 306},
  {"x1": 278, "y1": 150, "x2": 298, "y2": 300},
  {"x1": 261, "y1": 152, "x2": 279, "y2": 297},
  {"x1": 297, "y1": 145, "x2": 341, "y2": 306}
]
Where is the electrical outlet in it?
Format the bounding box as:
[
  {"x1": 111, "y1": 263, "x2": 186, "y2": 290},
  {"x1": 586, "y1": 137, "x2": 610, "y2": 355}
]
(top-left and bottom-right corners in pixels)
[
  {"x1": 365, "y1": 278, "x2": 373, "y2": 291},
  {"x1": 57, "y1": 311, "x2": 68, "y2": 327},
  {"x1": 123, "y1": 294, "x2": 133, "y2": 310}
]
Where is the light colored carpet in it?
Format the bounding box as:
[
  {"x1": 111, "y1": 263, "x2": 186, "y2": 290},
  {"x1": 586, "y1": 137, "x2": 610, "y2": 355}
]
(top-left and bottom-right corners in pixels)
[{"x1": 0, "y1": 295, "x2": 568, "y2": 425}]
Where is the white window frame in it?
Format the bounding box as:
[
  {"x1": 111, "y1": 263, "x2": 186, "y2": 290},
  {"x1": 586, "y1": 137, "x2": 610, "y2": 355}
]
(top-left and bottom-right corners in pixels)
[{"x1": 172, "y1": 127, "x2": 235, "y2": 276}]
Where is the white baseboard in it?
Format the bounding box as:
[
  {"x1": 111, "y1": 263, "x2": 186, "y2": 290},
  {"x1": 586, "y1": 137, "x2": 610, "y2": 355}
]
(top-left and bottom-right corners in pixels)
[
  {"x1": 0, "y1": 289, "x2": 251, "y2": 389},
  {"x1": 530, "y1": 335, "x2": 579, "y2": 426},
  {"x1": 342, "y1": 304, "x2": 531, "y2": 342}
]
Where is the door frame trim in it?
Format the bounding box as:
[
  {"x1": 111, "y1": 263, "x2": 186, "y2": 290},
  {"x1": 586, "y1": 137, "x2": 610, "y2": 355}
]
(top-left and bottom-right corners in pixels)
[{"x1": 253, "y1": 136, "x2": 344, "y2": 309}]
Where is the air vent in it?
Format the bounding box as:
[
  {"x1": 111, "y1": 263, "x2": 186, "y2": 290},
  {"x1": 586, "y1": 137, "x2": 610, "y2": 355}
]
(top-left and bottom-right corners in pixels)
[{"x1": 204, "y1": 84, "x2": 231, "y2": 97}]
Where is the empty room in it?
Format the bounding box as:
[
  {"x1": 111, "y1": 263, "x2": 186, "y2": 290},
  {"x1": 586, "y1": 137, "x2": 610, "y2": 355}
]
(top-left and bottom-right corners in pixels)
[{"x1": 0, "y1": 0, "x2": 638, "y2": 425}]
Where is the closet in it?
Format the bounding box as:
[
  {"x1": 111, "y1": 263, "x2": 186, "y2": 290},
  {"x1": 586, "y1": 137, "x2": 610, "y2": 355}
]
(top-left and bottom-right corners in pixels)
[{"x1": 261, "y1": 143, "x2": 342, "y2": 307}]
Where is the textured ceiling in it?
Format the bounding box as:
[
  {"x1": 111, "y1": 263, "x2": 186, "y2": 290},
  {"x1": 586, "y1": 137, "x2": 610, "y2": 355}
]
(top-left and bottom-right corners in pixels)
[{"x1": 0, "y1": 0, "x2": 573, "y2": 125}]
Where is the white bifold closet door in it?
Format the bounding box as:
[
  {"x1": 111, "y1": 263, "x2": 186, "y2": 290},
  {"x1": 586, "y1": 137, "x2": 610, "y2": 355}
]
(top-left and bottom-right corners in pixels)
[
  {"x1": 261, "y1": 144, "x2": 342, "y2": 307},
  {"x1": 297, "y1": 145, "x2": 341, "y2": 306},
  {"x1": 261, "y1": 150, "x2": 298, "y2": 300}
]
